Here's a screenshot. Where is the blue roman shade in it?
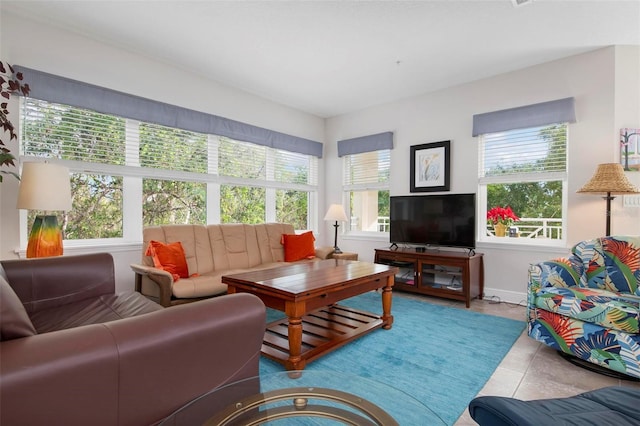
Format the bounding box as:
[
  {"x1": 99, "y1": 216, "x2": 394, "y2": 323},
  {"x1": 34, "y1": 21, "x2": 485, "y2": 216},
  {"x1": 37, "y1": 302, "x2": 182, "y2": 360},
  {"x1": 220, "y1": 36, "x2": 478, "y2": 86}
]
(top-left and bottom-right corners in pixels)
[
  {"x1": 15, "y1": 66, "x2": 323, "y2": 158},
  {"x1": 337, "y1": 131, "x2": 394, "y2": 157},
  {"x1": 472, "y1": 97, "x2": 576, "y2": 137}
]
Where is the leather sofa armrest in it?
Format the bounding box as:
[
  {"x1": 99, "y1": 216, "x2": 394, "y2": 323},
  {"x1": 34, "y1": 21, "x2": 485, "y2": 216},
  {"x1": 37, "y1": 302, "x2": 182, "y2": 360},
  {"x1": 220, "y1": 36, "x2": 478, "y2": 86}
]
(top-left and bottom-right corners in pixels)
[
  {"x1": 1, "y1": 253, "x2": 116, "y2": 314},
  {"x1": 130, "y1": 263, "x2": 174, "y2": 307},
  {"x1": 1, "y1": 324, "x2": 122, "y2": 425},
  {"x1": 0, "y1": 293, "x2": 266, "y2": 426}
]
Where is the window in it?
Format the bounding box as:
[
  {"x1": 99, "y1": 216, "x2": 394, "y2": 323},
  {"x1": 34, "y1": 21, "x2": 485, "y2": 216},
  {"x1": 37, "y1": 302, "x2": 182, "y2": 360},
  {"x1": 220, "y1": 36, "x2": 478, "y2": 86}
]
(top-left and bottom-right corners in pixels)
[
  {"x1": 143, "y1": 179, "x2": 206, "y2": 226},
  {"x1": 217, "y1": 138, "x2": 315, "y2": 228},
  {"x1": 478, "y1": 124, "x2": 567, "y2": 242},
  {"x1": 20, "y1": 97, "x2": 318, "y2": 244},
  {"x1": 22, "y1": 99, "x2": 126, "y2": 239},
  {"x1": 343, "y1": 149, "x2": 391, "y2": 233},
  {"x1": 139, "y1": 123, "x2": 208, "y2": 173}
]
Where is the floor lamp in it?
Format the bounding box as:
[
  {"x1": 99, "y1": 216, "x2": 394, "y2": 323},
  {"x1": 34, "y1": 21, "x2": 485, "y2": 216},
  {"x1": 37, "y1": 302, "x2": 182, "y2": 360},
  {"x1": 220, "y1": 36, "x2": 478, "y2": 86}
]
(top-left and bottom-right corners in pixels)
[
  {"x1": 17, "y1": 162, "x2": 72, "y2": 258},
  {"x1": 324, "y1": 204, "x2": 348, "y2": 254},
  {"x1": 577, "y1": 163, "x2": 639, "y2": 236}
]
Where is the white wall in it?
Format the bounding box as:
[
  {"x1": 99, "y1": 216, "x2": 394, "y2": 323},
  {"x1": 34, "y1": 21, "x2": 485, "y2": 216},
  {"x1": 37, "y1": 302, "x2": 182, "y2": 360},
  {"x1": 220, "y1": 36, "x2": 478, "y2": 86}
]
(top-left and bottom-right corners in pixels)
[
  {"x1": 0, "y1": 12, "x2": 325, "y2": 292},
  {"x1": 325, "y1": 46, "x2": 640, "y2": 304}
]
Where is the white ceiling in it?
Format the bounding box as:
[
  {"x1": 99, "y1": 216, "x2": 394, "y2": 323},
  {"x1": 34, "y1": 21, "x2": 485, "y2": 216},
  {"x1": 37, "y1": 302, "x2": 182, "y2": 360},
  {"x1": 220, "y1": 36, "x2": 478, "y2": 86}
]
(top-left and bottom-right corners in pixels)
[{"x1": 2, "y1": 0, "x2": 639, "y2": 118}]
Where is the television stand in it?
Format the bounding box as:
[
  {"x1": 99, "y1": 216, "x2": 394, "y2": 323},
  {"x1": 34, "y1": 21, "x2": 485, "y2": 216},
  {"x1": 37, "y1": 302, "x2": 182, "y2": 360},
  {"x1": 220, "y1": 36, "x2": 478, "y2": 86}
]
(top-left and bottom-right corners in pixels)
[{"x1": 374, "y1": 247, "x2": 484, "y2": 308}]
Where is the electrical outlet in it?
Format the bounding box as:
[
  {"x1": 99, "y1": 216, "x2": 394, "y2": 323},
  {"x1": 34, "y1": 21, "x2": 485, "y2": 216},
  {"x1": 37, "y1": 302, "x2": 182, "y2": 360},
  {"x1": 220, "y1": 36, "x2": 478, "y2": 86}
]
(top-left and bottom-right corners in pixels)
[{"x1": 623, "y1": 195, "x2": 640, "y2": 208}]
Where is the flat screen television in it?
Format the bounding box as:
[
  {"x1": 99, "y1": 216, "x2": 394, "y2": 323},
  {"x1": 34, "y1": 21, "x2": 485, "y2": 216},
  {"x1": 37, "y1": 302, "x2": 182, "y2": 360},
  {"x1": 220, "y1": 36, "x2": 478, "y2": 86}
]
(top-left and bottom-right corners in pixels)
[{"x1": 389, "y1": 193, "x2": 476, "y2": 249}]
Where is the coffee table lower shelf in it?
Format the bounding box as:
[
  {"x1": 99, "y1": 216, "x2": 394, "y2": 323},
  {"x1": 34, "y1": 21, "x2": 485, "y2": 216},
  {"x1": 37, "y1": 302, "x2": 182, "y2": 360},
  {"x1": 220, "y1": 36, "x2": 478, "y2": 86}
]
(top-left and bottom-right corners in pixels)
[{"x1": 261, "y1": 304, "x2": 386, "y2": 369}]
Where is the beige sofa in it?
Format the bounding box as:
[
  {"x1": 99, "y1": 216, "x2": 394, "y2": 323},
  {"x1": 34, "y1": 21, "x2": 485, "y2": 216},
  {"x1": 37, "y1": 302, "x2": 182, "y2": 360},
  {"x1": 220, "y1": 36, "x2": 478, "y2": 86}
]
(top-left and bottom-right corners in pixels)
[{"x1": 131, "y1": 223, "x2": 333, "y2": 307}]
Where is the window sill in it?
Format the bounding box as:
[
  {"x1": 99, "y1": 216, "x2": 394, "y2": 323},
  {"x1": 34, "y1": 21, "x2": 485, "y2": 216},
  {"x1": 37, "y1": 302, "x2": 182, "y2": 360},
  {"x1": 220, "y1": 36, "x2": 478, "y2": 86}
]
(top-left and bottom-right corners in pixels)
[
  {"x1": 16, "y1": 240, "x2": 143, "y2": 258},
  {"x1": 477, "y1": 237, "x2": 568, "y2": 254},
  {"x1": 343, "y1": 232, "x2": 389, "y2": 243}
]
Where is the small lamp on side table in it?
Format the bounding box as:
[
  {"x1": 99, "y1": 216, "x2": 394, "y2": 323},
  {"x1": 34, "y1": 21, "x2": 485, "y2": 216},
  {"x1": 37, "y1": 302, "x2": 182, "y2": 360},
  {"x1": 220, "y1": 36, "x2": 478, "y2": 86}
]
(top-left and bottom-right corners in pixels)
[
  {"x1": 324, "y1": 204, "x2": 348, "y2": 254},
  {"x1": 17, "y1": 162, "x2": 72, "y2": 258},
  {"x1": 577, "y1": 163, "x2": 640, "y2": 236}
]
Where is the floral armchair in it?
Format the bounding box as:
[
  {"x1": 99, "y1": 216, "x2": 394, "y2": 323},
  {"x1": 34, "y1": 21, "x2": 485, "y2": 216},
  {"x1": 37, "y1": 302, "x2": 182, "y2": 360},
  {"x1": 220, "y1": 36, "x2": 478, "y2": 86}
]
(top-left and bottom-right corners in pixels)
[{"x1": 527, "y1": 236, "x2": 640, "y2": 379}]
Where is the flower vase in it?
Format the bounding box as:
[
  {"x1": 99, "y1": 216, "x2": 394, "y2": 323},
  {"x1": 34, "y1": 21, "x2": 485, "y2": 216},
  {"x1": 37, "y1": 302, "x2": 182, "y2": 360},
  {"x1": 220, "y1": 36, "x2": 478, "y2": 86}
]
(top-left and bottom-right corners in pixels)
[{"x1": 494, "y1": 223, "x2": 507, "y2": 237}]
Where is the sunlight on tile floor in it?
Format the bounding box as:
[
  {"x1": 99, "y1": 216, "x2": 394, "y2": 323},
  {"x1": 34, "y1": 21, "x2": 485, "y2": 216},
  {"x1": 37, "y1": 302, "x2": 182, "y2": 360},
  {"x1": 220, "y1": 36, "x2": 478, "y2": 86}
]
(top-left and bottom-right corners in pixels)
[{"x1": 391, "y1": 292, "x2": 640, "y2": 425}]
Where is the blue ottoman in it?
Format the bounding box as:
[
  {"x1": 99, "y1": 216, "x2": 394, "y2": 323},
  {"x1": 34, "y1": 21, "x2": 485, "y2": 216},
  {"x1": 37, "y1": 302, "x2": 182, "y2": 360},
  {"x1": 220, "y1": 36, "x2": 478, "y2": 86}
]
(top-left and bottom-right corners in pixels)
[{"x1": 468, "y1": 386, "x2": 640, "y2": 426}]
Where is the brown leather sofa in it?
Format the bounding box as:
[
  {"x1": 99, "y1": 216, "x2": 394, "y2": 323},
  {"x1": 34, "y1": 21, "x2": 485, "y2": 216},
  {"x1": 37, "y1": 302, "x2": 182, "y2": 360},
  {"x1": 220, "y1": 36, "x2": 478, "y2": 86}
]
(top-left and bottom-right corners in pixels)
[{"x1": 0, "y1": 253, "x2": 266, "y2": 425}]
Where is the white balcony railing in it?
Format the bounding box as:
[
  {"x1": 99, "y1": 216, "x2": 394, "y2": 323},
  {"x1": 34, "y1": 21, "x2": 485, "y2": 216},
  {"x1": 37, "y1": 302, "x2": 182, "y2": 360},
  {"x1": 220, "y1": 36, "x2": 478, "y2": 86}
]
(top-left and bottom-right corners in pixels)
[
  {"x1": 378, "y1": 216, "x2": 390, "y2": 232},
  {"x1": 488, "y1": 217, "x2": 562, "y2": 240}
]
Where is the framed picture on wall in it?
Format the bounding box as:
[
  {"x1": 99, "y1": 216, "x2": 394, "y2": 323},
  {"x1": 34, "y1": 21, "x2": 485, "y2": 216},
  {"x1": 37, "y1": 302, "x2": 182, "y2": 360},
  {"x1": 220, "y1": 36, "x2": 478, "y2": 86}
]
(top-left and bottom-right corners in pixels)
[
  {"x1": 410, "y1": 140, "x2": 450, "y2": 192},
  {"x1": 621, "y1": 128, "x2": 640, "y2": 171}
]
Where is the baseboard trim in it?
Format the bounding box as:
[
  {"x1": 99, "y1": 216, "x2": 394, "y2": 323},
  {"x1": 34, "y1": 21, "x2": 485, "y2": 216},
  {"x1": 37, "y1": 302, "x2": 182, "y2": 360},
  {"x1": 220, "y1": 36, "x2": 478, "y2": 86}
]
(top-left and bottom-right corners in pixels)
[{"x1": 483, "y1": 287, "x2": 527, "y2": 306}]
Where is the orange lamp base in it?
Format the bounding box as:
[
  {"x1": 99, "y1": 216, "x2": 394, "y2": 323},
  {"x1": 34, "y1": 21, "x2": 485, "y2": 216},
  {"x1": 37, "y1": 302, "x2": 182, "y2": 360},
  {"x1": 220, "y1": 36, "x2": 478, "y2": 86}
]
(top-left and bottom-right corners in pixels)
[{"x1": 26, "y1": 215, "x2": 63, "y2": 258}]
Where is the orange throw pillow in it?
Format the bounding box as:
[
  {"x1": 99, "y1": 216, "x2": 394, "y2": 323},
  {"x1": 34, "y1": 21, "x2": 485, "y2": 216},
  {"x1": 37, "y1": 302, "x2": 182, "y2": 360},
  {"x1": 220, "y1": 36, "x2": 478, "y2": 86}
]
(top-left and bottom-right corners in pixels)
[
  {"x1": 281, "y1": 231, "x2": 316, "y2": 262},
  {"x1": 145, "y1": 240, "x2": 189, "y2": 281}
]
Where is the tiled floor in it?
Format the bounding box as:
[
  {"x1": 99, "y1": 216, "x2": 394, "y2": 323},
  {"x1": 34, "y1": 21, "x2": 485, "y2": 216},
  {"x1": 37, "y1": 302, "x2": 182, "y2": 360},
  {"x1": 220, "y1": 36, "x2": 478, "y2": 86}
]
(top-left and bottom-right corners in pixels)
[{"x1": 394, "y1": 292, "x2": 640, "y2": 425}]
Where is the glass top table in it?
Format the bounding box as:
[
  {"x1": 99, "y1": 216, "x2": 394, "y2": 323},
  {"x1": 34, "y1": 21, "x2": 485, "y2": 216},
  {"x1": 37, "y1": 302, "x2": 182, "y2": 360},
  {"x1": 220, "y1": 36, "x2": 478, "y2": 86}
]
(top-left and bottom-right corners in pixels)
[{"x1": 160, "y1": 371, "x2": 446, "y2": 425}]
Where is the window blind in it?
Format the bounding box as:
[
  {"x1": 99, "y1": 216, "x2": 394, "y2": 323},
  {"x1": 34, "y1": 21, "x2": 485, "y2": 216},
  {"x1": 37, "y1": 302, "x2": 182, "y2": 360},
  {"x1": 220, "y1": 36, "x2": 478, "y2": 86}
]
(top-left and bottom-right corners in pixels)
[
  {"x1": 139, "y1": 122, "x2": 208, "y2": 173},
  {"x1": 23, "y1": 98, "x2": 318, "y2": 185},
  {"x1": 337, "y1": 132, "x2": 394, "y2": 157},
  {"x1": 217, "y1": 137, "x2": 317, "y2": 186},
  {"x1": 22, "y1": 98, "x2": 127, "y2": 165},
  {"x1": 343, "y1": 149, "x2": 391, "y2": 188},
  {"x1": 15, "y1": 65, "x2": 323, "y2": 158},
  {"x1": 479, "y1": 125, "x2": 567, "y2": 179},
  {"x1": 472, "y1": 97, "x2": 576, "y2": 137}
]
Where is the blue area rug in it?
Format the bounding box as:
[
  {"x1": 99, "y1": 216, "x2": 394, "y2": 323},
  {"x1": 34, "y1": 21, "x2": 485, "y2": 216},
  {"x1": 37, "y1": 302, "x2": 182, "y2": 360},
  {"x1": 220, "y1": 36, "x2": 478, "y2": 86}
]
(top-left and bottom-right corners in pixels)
[{"x1": 259, "y1": 291, "x2": 525, "y2": 425}]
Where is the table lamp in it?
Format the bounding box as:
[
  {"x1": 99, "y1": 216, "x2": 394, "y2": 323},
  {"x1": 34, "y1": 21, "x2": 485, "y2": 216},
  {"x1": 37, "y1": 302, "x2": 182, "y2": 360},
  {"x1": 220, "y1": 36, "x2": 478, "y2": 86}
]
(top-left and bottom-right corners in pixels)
[
  {"x1": 577, "y1": 163, "x2": 639, "y2": 236},
  {"x1": 17, "y1": 162, "x2": 72, "y2": 258},
  {"x1": 324, "y1": 204, "x2": 348, "y2": 254}
]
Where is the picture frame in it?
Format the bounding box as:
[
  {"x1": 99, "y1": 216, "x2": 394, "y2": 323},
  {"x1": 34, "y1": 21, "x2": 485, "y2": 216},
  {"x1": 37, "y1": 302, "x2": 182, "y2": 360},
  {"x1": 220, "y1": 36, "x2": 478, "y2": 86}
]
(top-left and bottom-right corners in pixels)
[
  {"x1": 410, "y1": 140, "x2": 450, "y2": 192},
  {"x1": 621, "y1": 128, "x2": 640, "y2": 171}
]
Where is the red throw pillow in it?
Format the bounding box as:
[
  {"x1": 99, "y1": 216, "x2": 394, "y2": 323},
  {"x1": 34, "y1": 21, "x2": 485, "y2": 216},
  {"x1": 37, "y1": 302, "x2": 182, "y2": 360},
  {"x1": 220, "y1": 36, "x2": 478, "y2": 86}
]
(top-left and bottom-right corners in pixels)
[
  {"x1": 281, "y1": 231, "x2": 316, "y2": 262},
  {"x1": 145, "y1": 240, "x2": 189, "y2": 281}
]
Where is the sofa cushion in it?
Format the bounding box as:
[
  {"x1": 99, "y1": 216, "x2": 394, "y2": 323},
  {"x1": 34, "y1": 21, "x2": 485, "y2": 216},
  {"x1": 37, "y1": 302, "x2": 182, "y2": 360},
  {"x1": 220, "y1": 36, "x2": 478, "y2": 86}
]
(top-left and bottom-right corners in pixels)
[
  {"x1": 30, "y1": 292, "x2": 163, "y2": 333},
  {"x1": 281, "y1": 231, "x2": 316, "y2": 262},
  {"x1": 0, "y1": 272, "x2": 37, "y2": 341},
  {"x1": 146, "y1": 240, "x2": 190, "y2": 280},
  {"x1": 255, "y1": 223, "x2": 295, "y2": 263},
  {"x1": 533, "y1": 285, "x2": 640, "y2": 333},
  {"x1": 171, "y1": 262, "x2": 288, "y2": 299},
  {"x1": 171, "y1": 274, "x2": 228, "y2": 299},
  {"x1": 469, "y1": 386, "x2": 640, "y2": 426},
  {"x1": 143, "y1": 225, "x2": 215, "y2": 276}
]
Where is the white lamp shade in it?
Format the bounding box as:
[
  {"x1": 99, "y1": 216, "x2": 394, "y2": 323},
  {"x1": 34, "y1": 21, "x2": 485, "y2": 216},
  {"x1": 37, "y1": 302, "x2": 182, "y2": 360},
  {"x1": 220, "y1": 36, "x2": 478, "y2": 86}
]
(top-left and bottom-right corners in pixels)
[
  {"x1": 324, "y1": 204, "x2": 348, "y2": 222},
  {"x1": 17, "y1": 162, "x2": 72, "y2": 211}
]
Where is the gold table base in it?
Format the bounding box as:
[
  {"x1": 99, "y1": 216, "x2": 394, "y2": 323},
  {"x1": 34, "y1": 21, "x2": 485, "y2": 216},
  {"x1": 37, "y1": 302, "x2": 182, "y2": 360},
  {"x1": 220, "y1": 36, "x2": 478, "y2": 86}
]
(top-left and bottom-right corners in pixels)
[{"x1": 206, "y1": 386, "x2": 398, "y2": 426}]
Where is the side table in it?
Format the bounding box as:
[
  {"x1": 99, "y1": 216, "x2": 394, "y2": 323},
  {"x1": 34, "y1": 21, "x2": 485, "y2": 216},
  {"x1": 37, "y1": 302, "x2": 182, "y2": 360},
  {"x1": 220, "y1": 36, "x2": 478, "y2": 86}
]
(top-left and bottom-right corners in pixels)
[{"x1": 331, "y1": 251, "x2": 358, "y2": 261}]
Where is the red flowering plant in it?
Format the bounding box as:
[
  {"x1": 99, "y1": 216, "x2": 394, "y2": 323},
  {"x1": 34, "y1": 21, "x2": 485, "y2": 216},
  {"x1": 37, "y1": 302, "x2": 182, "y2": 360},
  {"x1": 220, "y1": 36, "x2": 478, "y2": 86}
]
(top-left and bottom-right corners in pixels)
[{"x1": 487, "y1": 206, "x2": 519, "y2": 227}]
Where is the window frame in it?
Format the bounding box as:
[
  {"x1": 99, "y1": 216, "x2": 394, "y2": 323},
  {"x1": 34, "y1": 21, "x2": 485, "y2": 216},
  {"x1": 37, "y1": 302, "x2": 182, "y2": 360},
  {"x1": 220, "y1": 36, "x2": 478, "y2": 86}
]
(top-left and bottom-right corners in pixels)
[
  {"x1": 342, "y1": 148, "x2": 391, "y2": 238},
  {"x1": 477, "y1": 124, "x2": 569, "y2": 247}
]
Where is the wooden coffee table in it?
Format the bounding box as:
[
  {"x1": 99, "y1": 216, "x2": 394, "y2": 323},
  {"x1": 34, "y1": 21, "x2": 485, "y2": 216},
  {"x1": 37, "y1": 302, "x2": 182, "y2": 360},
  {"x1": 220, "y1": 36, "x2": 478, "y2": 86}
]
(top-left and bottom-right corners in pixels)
[{"x1": 222, "y1": 259, "x2": 398, "y2": 371}]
